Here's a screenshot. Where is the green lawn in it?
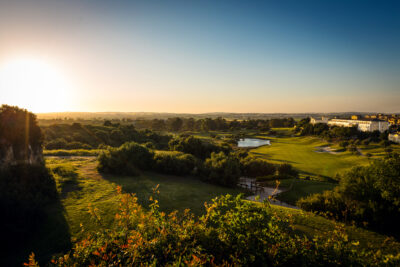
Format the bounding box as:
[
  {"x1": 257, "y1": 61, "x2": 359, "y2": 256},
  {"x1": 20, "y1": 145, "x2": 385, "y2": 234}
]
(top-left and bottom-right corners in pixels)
[
  {"x1": 46, "y1": 157, "x2": 245, "y2": 236},
  {"x1": 12, "y1": 156, "x2": 400, "y2": 266},
  {"x1": 251, "y1": 135, "x2": 370, "y2": 180},
  {"x1": 359, "y1": 143, "x2": 400, "y2": 157},
  {"x1": 264, "y1": 178, "x2": 336, "y2": 205}
]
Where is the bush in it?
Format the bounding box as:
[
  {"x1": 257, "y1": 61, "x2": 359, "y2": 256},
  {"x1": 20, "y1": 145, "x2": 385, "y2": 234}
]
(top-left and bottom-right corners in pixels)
[
  {"x1": 153, "y1": 151, "x2": 197, "y2": 176},
  {"x1": 347, "y1": 145, "x2": 358, "y2": 153},
  {"x1": 339, "y1": 141, "x2": 349, "y2": 149},
  {"x1": 98, "y1": 142, "x2": 154, "y2": 176},
  {"x1": 169, "y1": 135, "x2": 231, "y2": 159},
  {"x1": 45, "y1": 138, "x2": 68, "y2": 149},
  {"x1": 298, "y1": 154, "x2": 400, "y2": 238},
  {"x1": 362, "y1": 139, "x2": 370, "y2": 146},
  {"x1": 41, "y1": 123, "x2": 172, "y2": 150},
  {"x1": 35, "y1": 192, "x2": 400, "y2": 266},
  {"x1": 277, "y1": 163, "x2": 298, "y2": 179},
  {"x1": 65, "y1": 141, "x2": 92, "y2": 150},
  {"x1": 240, "y1": 157, "x2": 276, "y2": 178},
  {"x1": 203, "y1": 152, "x2": 241, "y2": 187}
]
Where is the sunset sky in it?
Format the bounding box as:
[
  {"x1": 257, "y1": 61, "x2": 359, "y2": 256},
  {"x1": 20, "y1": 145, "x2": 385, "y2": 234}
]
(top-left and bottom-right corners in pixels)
[{"x1": 0, "y1": 0, "x2": 399, "y2": 113}]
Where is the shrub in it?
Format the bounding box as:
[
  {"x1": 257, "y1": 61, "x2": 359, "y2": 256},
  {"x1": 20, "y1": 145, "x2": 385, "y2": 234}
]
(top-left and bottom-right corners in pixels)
[
  {"x1": 240, "y1": 156, "x2": 276, "y2": 178},
  {"x1": 298, "y1": 154, "x2": 400, "y2": 238},
  {"x1": 169, "y1": 135, "x2": 231, "y2": 159},
  {"x1": 98, "y1": 142, "x2": 154, "y2": 176},
  {"x1": 65, "y1": 141, "x2": 92, "y2": 150},
  {"x1": 277, "y1": 163, "x2": 298, "y2": 179},
  {"x1": 153, "y1": 151, "x2": 197, "y2": 176},
  {"x1": 362, "y1": 139, "x2": 370, "y2": 146},
  {"x1": 45, "y1": 138, "x2": 68, "y2": 149},
  {"x1": 35, "y1": 192, "x2": 400, "y2": 266},
  {"x1": 203, "y1": 152, "x2": 241, "y2": 187},
  {"x1": 339, "y1": 141, "x2": 349, "y2": 149}
]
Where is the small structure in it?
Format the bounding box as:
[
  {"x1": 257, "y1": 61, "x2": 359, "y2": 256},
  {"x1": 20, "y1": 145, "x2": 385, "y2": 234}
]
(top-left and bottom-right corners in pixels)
[
  {"x1": 389, "y1": 133, "x2": 400, "y2": 144},
  {"x1": 310, "y1": 117, "x2": 329, "y2": 124}
]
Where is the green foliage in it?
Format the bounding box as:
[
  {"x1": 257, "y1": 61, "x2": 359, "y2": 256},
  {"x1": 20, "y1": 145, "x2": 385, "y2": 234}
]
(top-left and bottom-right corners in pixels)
[
  {"x1": 153, "y1": 151, "x2": 197, "y2": 176},
  {"x1": 43, "y1": 149, "x2": 101, "y2": 156},
  {"x1": 42, "y1": 123, "x2": 171, "y2": 150},
  {"x1": 137, "y1": 117, "x2": 294, "y2": 132},
  {"x1": 98, "y1": 142, "x2": 155, "y2": 175},
  {"x1": 339, "y1": 140, "x2": 349, "y2": 149},
  {"x1": 0, "y1": 105, "x2": 42, "y2": 160},
  {"x1": 240, "y1": 156, "x2": 276, "y2": 178},
  {"x1": 32, "y1": 193, "x2": 400, "y2": 266},
  {"x1": 166, "y1": 117, "x2": 183, "y2": 131},
  {"x1": 298, "y1": 154, "x2": 400, "y2": 237},
  {"x1": 203, "y1": 152, "x2": 241, "y2": 187},
  {"x1": 277, "y1": 163, "x2": 299, "y2": 179},
  {"x1": 50, "y1": 164, "x2": 80, "y2": 196},
  {"x1": 169, "y1": 135, "x2": 231, "y2": 159}
]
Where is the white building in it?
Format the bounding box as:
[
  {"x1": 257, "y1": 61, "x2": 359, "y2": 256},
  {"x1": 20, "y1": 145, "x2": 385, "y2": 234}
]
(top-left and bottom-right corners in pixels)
[
  {"x1": 310, "y1": 117, "x2": 389, "y2": 133},
  {"x1": 389, "y1": 133, "x2": 400, "y2": 144},
  {"x1": 310, "y1": 117, "x2": 329, "y2": 124}
]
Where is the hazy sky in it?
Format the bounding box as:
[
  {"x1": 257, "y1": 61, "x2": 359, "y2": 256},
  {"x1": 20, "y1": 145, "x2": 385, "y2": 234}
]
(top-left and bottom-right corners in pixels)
[{"x1": 0, "y1": 0, "x2": 399, "y2": 113}]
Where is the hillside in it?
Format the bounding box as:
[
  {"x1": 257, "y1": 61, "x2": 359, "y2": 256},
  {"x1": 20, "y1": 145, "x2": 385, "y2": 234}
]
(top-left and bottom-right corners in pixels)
[{"x1": 9, "y1": 156, "x2": 400, "y2": 265}]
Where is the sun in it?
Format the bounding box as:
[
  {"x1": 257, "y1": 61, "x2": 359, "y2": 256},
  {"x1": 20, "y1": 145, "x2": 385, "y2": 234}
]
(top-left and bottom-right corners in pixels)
[{"x1": 0, "y1": 57, "x2": 73, "y2": 113}]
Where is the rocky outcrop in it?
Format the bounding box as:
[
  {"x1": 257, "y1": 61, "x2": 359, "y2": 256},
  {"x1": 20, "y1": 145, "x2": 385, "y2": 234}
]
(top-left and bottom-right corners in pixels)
[
  {"x1": 0, "y1": 105, "x2": 44, "y2": 168},
  {"x1": 0, "y1": 142, "x2": 43, "y2": 168}
]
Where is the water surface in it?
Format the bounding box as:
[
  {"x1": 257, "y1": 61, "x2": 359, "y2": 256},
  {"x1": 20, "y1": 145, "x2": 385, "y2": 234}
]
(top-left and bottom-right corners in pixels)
[{"x1": 237, "y1": 138, "x2": 270, "y2": 148}]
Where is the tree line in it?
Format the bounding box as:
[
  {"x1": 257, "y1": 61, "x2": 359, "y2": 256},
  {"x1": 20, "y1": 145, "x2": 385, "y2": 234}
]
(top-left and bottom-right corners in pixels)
[
  {"x1": 135, "y1": 117, "x2": 295, "y2": 132},
  {"x1": 98, "y1": 135, "x2": 297, "y2": 188}
]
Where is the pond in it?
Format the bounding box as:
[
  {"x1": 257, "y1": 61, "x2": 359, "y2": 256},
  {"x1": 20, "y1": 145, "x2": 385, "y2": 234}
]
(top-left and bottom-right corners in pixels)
[{"x1": 237, "y1": 138, "x2": 270, "y2": 148}]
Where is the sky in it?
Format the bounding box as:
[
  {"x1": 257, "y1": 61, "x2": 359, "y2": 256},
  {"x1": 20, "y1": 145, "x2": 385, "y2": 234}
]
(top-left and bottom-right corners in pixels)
[{"x1": 0, "y1": 0, "x2": 399, "y2": 113}]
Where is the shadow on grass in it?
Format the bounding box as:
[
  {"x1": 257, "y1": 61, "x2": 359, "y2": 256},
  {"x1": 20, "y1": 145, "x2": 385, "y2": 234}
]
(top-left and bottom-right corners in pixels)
[
  {"x1": 2, "y1": 197, "x2": 72, "y2": 267},
  {"x1": 299, "y1": 171, "x2": 338, "y2": 183}
]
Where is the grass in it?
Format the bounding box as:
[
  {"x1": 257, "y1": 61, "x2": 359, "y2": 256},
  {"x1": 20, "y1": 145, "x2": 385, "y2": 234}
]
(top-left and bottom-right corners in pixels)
[
  {"x1": 264, "y1": 178, "x2": 336, "y2": 205},
  {"x1": 251, "y1": 135, "x2": 370, "y2": 180},
  {"x1": 15, "y1": 156, "x2": 400, "y2": 265},
  {"x1": 46, "y1": 157, "x2": 245, "y2": 237},
  {"x1": 358, "y1": 143, "x2": 400, "y2": 157},
  {"x1": 44, "y1": 149, "x2": 102, "y2": 156}
]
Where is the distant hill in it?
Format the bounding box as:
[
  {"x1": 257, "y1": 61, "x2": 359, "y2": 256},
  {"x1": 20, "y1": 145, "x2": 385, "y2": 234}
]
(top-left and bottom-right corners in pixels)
[{"x1": 36, "y1": 111, "x2": 383, "y2": 121}]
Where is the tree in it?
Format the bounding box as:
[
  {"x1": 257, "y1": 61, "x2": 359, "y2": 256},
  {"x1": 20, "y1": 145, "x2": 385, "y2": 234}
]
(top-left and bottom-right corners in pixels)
[
  {"x1": 241, "y1": 157, "x2": 276, "y2": 178},
  {"x1": 0, "y1": 105, "x2": 43, "y2": 163},
  {"x1": 203, "y1": 152, "x2": 241, "y2": 187},
  {"x1": 298, "y1": 153, "x2": 400, "y2": 238},
  {"x1": 167, "y1": 117, "x2": 183, "y2": 132},
  {"x1": 277, "y1": 163, "x2": 298, "y2": 178}
]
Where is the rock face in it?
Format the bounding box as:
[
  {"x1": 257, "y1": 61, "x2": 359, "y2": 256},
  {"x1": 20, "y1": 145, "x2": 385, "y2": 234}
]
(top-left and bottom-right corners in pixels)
[
  {"x1": 0, "y1": 105, "x2": 44, "y2": 168},
  {"x1": 0, "y1": 143, "x2": 43, "y2": 168}
]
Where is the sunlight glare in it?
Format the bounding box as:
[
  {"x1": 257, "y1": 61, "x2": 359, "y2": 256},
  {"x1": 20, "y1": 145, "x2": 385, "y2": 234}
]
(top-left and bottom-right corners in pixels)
[{"x1": 0, "y1": 57, "x2": 73, "y2": 112}]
